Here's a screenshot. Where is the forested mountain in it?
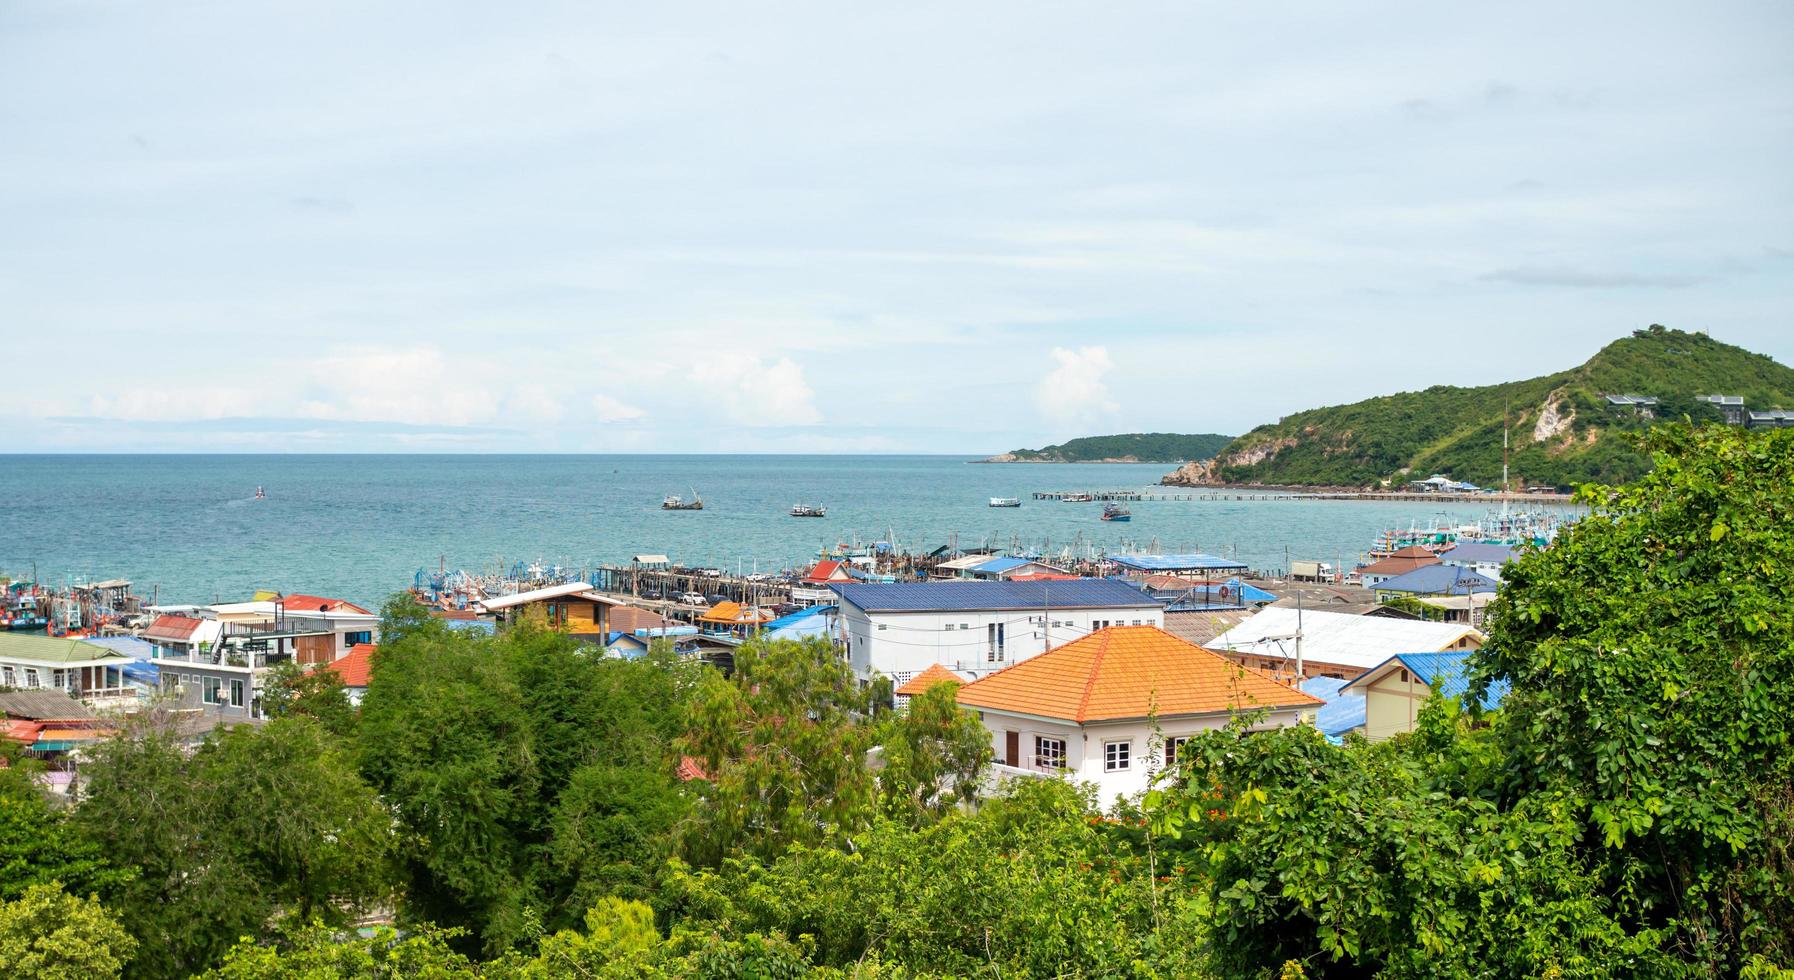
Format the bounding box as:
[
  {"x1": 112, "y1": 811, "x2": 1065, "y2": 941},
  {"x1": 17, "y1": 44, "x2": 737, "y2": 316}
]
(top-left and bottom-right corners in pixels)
[
  {"x1": 986, "y1": 431, "x2": 1233, "y2": 463},
  {"x1": 1165, "y1": 325, "x2": 1794, "y2": 487}
]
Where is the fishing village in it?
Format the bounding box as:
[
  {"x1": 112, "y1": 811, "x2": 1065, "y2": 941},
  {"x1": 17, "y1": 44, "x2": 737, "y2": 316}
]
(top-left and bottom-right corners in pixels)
[{"x1": 1, "y1": 473, "x2": 1573, "y2": 789}]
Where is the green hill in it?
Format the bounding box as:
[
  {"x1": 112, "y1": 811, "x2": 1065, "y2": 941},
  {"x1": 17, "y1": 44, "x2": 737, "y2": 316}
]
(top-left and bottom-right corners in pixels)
[
  {"x1": 986, "y1": 432, "x2": 1233, "y2": 463},
  {"x1": 1166, "y1": 326, "x2": 1794, "y2": 488}
]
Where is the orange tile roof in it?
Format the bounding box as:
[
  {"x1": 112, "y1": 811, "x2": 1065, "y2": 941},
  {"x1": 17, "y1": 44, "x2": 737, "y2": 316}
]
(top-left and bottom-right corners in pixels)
[
  {"x1": 323, "y1": 643, "x2": 376, "y2": 687},
  {"x1": 955, "y1": 625, "x2": 1321, "y2": 724},
  {"x1": 610, "y1": 605, "x2": 671, "y2": 632},
  {"x1": 802, "y1": 560, "x2": 851, "y2": 583},
  {"x1": 281, "y1": 594, "x2": 372, "y2": 614},
  {"x1": 698, "y1": 601, "x2": 773, "y2": 625},
  {"x1": 895, "y1": 663, "x2": 965, "y2": 696}
]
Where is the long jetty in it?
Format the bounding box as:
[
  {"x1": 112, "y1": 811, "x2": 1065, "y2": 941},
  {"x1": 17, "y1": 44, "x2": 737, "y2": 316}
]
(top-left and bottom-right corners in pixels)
[{"x1": 1033, "y1": 489, "x2": 1577, "y2": 504}]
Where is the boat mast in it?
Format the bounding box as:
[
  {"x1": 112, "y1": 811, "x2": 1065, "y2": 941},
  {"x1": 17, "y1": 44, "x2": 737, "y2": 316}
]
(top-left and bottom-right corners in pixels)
[{"x1": 1502, "y1": 395, "x2": 1511, "y2": 517}]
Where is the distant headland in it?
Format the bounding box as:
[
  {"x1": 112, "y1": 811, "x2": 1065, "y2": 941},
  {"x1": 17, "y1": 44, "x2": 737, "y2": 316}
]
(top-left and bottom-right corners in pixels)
[{"x1": 978, "y1": 432, "x2": 1233, "y2": 464}]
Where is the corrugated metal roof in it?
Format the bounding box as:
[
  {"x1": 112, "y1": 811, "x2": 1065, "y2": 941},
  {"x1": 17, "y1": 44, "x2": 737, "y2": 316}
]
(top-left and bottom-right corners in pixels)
[
  {"x1": 831, "y1": 579, "x2": 1160, "y2": 613},
  {"x1": 0, "y1": 690, "x2": 96, "y2": 720},
  {"x1": 1300, "y1": 676, "x2": 1366, "y2": 738},
  {"x1": 1108, "y1": 553, "x2": 1249, "y2": 573},
  {"x1": 1440, "y1": 542, "x2": 1516, "y2": 565},
  {"x1": 1373, "y1": 564, "x2": 1499, "y2": 596},
  {"x1": 972, "y1": 556, "x2": 1032, "y2": 574},
  {"x1": 0, "y1": 634, "x2": 132, "y2": 665},
  {"x1": 1209, "y1": 607, "x2": 1482, "y2": 671},
  {"x1": 476, "y1": 582, "x2": 620, "y2": 612},
  {"x1": 1342, "y1": 651, "x2": 1509, "y2": 710}
]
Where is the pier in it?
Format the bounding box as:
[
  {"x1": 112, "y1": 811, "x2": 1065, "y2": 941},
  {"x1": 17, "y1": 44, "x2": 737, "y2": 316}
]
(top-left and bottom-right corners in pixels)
[{"x1": 1033, "y1": 489, "x2": 1576, "y2": 504}]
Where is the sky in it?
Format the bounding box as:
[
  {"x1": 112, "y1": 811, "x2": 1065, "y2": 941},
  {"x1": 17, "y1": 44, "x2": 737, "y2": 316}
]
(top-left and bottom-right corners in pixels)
[{"x1": 2, "y1": 1, "x2": 1791, "y2": 453}]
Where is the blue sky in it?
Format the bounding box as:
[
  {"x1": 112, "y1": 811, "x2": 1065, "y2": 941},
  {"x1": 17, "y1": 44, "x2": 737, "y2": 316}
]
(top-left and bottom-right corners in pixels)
[{"x1": 3, "y1": 1, "x2": 1791, "y2": 453}]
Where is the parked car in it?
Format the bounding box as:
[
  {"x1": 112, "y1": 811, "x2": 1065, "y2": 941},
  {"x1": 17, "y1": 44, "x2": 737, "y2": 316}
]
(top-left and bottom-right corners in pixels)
[{"x1": 680, "y1": 592, "x2": 708, "y2": 606}]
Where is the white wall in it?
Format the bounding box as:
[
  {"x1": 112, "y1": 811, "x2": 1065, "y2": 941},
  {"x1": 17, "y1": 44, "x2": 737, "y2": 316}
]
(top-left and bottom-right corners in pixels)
[
  {"x1": 975, "y1": 709, "x2": 1309, "y2": 805},
  {"x1": 843, "y1": 602, "x2": 1163, "y2": 685}
]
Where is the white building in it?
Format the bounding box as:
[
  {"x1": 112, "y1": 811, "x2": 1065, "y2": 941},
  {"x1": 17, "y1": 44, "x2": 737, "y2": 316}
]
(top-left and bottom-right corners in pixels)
[
  {"x1": 955, "y1": 625, "x2": 1321, "y2": 804},
  {"x1": 830, "y1": 580, "x2": 1164, "y2": 686},
  {"x1": 1206, "y1": 606, "x2": 1484, "y2": 681},
  {"x1": 150, "y1": 594, "x2": 381, "y2": 719}
]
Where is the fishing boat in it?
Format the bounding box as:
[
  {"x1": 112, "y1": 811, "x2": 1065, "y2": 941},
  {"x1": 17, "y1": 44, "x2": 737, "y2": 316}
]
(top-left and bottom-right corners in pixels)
[
  {"x1": 1101, "y1": 502, "x2": 1131, "y2": 522},
  {"x1": 790, "y1": 503, "x2": 827, "y2": 518},
  {"x1": 662, "y1": 489, "x2": 704, "y2": 511},
  {"x1": 989, "y1": 497, "x2": 1021, "y2": 508},
  {"x1": 254, "y1": 486, "x2": 266, "y2": 499}
]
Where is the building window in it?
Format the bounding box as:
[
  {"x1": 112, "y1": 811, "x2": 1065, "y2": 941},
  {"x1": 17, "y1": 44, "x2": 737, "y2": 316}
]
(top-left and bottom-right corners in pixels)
[
  {"x1": 944, "y1": 623, "x2": 955, "y2": 631},
  {"x1": 1, "y1": 666, "x2": 12, "y2": 686},
  {"x1": 1398, "y1": 668, "x2": 1410, "y2": 683},
  {"x1": 23, "y1": 669, "x2": 40, "y2": 689},
  {"x1": 1104, "y1": 739, "x2": 1131, "y2": 772},
  {"x1": 231, "y1": 679, "x2": 245, "y2": 707},
  {"x1": 876, "y1": 624, "x2": 887, "y2": 631},
  {"x1": 1131, "y1": 619, "x2": 1142, "y2": 626},
  {"x1": 1035, "y1": 736, "x2": 1066, "y2": 770},
  {"x1": 1164, "y1": 736, "x2": 1192, "y2": 766},
  {"x1": 344, "y1": 630, "x2": 373, "y2": 646},
  {"x1": 203, "y1": 678, "x2": 222, "y2": 704},
  {"x1": 987, "y1": 622, "x2": 1005, "y2": 662}
]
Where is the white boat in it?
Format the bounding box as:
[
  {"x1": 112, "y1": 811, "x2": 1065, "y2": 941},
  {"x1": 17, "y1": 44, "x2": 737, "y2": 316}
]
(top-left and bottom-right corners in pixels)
[
  {"x1": 790, "y1": 503, "x2": 827, "y2": 518},
  {"x1": 989, "y1": 497, "x2": 1021, "y2": 508}
]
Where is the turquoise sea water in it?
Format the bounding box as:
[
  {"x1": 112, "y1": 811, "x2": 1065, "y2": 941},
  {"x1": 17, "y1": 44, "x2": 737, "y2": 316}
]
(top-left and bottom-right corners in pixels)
[{"x1": 0, "y1": 455, "x2": 1559, "y2": 607}]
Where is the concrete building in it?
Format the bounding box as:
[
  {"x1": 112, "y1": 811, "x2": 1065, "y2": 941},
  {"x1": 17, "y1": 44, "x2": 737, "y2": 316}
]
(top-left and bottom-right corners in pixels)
[
  {"x1": 1370, "y1": 564, "x2": 1500, "y2": 603},
  {"x1": 1437, "y1": 542, "x2": 1515, "y2": 582},
  {"x1": 1340, "y1": 651, "x2": 1508, "y2": 741},
  {"x1": 151, "y1": 594, "x2": 382, "y2": 719},
  {"x1": 830, "y1": 579, "x2": 1164, "y2": 686},
  {"x1": 1355, "y1": 546, "x2": 1439, "y2": 588},
  {"x1": 474, "y1": 582, "x2": 621, "y2": 638},
  {"x1": 0, "y1": 634, "x2": 137, "y2": 709},
  {"x1": 956, "y1": 625, "x2": 1320, "y2": 803}
]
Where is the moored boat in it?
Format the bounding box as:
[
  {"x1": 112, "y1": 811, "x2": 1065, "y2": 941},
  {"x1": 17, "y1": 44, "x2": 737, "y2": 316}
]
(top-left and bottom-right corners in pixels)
[
  {"x1": 790, "y1": 503, "x2": 827, "y2": 518},
  {"x1": 662, "y1": 489, "x2": 704, "y2": 510},
  {"x1": 1101, "y1": 502, "x2": 1131, "y2": 522},
  {"x1": 989, "y1": 497, "x2": 1021, "y2": 508}
]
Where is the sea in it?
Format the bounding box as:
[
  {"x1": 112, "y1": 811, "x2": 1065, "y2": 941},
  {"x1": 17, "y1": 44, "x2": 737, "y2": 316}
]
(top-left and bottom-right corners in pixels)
[{"x1": 0, "y1": 455, "x2": 1570, "y2": 608}]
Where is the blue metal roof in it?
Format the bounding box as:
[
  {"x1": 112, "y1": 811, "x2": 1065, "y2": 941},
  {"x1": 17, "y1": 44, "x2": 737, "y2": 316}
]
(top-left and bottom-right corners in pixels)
[
  {"x1": 973, "y1": 556, "x2": 1031, "y2": 575},
  {"x1": 1300, "y1": 676, "x2": 1366, "y2": 739},
  {"x1": 80, "y1": 636, "x2": 156, "y2": 660},
  {"x1": 830, "y1": 579, "x2": 1158, "y2": 613},
  {"x1": 1109, "y1": 553, "x2": 1249, "y2": 573},
  {"x1": 1373, "y1": 564, "x2": 1499, "y2": 596},
  {"x1": 1440, "y1": 542, "x2": 1516, "y2": 565},
  {"x1": 762, "y1": 604, "x2": 836, "y2": 632},
  {"x1": 1344, "y1": 651, "x2": 1509, "y2": 710}
]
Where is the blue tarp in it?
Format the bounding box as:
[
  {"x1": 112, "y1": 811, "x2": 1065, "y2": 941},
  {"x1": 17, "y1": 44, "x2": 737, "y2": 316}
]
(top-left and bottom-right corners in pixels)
[
  {"x1": 1300, "y1": 676, "x2": 1366, "y2": 741},
  {"x1": 1109, "y1": 553, "x2": 1249, "y2": 573}
]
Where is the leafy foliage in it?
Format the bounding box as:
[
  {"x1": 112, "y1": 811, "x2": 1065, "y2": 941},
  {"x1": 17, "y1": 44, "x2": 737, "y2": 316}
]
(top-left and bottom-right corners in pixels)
[
  {"x1": 0, "y1": 747, "x2": 130, "y2": 900},
  {"x1": 998, "y1": 431, "x2": 1233, "y2": 462},
  {"x1": 1205, "y1": 326, "x2": 1794, "y2": 487},
  {"x1": 74, "y1": 716, "x2": 396, "y2": 978},
  {"x1": 0, "y1": 883, "x2": 137, "y2": 980},
  {"x1": 261, "y1": 659, "x2": 358, "y2": 738}
]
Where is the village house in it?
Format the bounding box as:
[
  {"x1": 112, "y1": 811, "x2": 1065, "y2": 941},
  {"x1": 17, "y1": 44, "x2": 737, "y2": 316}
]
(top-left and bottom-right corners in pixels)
[
  {"x1": 893, "y1": 662, "x2": 965, "y2": 708},
  {"x1": 1340, "y1": 651, "x2": 1508, "y2": 741},
  {"x1": 149, "y1": 593, "x2": 381, "y2": 719},
  {"x1": 955, "y1": 625, "x2": 1321, "y2": 802},
  {"x1": 1354, "y1": 545, "x2": 1439, "y2": 588},
  {"x1": 831, "y1": 579, "x2": 1164, "y2": 686},
  {"x1": 0, "y1": 633, "x2": 138, "y2": 709},
  {"x1": 1437, "y1": 542, "x2": 1516, "y2": 581},
  {"x1": 322, "y1": 642, "x2": 376, "y2": 705},
  {"x1": 792, "y1": 560, "x2": 855, "y2": 604},
  {"x1": 474, "y1": 582, "x2": 621, "y2": 637},
  {"x1": 1370, "y1": 564, "x2": 1500, "y2": 605},
  {"x1": 1206, "y1": 606, "x2": 1485, "y2": 682}
]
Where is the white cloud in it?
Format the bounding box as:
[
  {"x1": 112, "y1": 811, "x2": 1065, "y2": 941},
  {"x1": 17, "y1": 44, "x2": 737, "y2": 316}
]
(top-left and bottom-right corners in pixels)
[
  {"x1": 591, "y1": 393, "x2": 647, "y2": 424},
  {"x1": 1037, "y1": 346, "x2": 1118, "y2": 423},
  {"x1": 691, "y1": 354, "x2": 822, "y2": 426},
  {"x1": 299, "y1": 347, "x2": 500, "y2": 427},
  {"x1": 83, "y1": 387, "x2": 264, "y2": 421}
]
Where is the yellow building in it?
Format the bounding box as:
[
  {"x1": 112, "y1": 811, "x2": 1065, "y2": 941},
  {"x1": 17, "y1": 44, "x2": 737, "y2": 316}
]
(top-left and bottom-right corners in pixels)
[{"x1": 1339, "y1": 651, "x2": 1507, "y2": 741}]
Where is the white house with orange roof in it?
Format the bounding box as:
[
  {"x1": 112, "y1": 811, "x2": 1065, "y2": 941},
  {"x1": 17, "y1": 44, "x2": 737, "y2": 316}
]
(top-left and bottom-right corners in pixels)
[{"x1": 955, "y1": 625, "x2": 1322, "y2": 803}]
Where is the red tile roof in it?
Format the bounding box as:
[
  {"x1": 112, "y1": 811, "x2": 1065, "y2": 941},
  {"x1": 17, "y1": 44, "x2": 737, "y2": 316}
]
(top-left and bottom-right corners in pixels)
[
  {"x1": 676, "y1": 755, "x2": 710, "y2": 782},
  {"x1": 802, "y1": 560, "x2": 851, "y2": 583},
  {"x1": 955, "y1": 625, "x2": 1321, "y2": 724},
  {"x1": 144, "y1": 615, "x2": 205, "y2": 641},
  {"x1": 324, "y1": 643, "x2": 376, "y2": 687},
  {"x1": 895, "y1": 663, "x2": 965, "y2": 697},
  {"x1": 1357, "y1": 552, "x2": 1440, "y2": 577},
  {"x1": 280, "y1": 595, "x2": 372, "y2": 614}
]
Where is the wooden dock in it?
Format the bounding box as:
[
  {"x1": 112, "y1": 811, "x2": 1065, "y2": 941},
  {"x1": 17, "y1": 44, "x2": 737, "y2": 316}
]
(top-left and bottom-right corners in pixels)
[{"x1": 1033, "y1": 489, "x2": 1577, "y2": 504}]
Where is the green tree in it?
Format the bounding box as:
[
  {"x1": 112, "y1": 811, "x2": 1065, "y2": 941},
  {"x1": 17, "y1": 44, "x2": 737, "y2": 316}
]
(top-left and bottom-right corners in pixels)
[
  {"x1": 676, "y1": 636, "x2": 876, "y2": 865},
  {"x1": 0, "y1": 883, "x2": 137, "y2": 980},
  {"x1": 1475, "y1": 423, "x2": 1794, "y2": 968},
  {"x1": 0, "y1": 747, "x2": 129, "y2": 900},
  {"x1": 874, "y1": 681, "x2": 991, "y2": 822},
  {"x1": 205, "y1": 921, "x2": 480, "y2": 979},
  {"x1": 75, "y1": 716, "x2": 396, "y2": 978},
  {"x1": 261, "y1": 659, "x2": 357, "y2": 738}
]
